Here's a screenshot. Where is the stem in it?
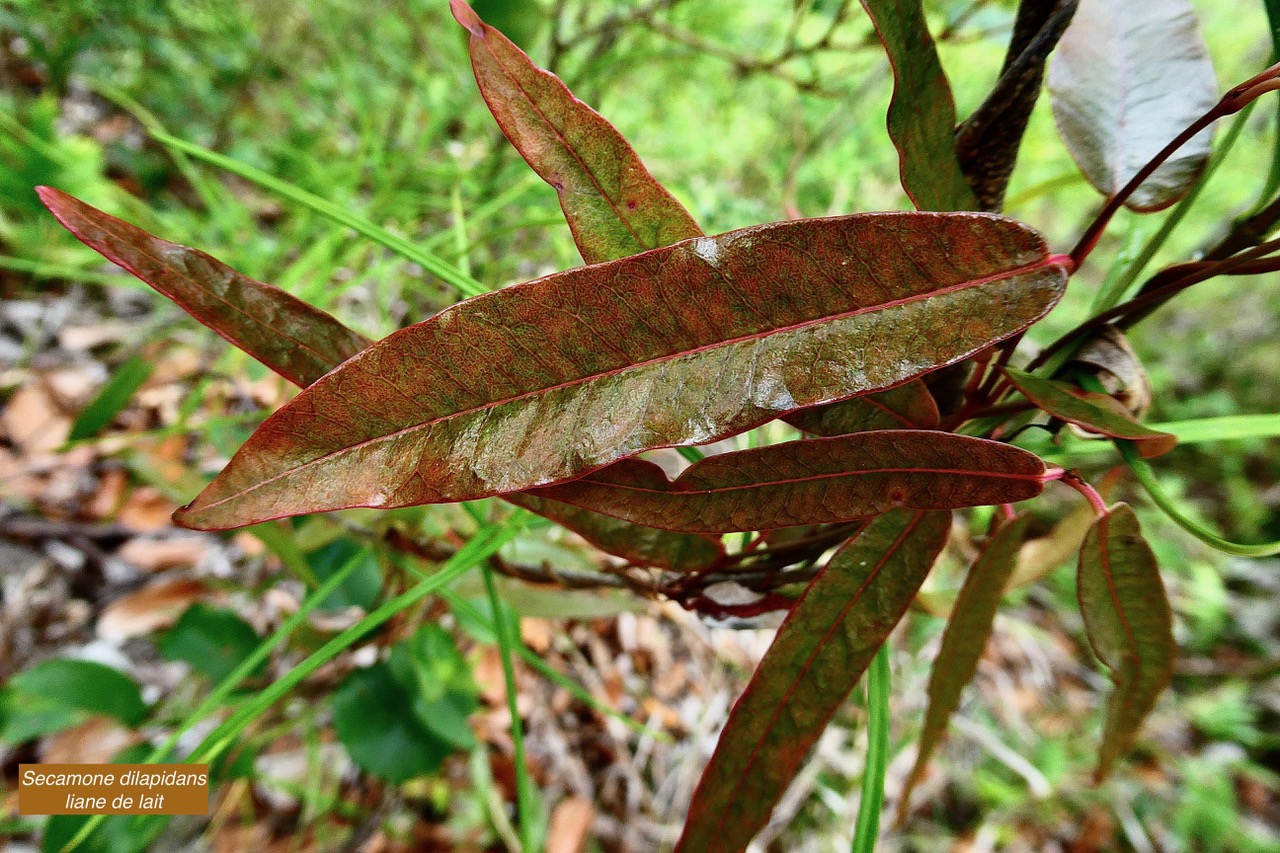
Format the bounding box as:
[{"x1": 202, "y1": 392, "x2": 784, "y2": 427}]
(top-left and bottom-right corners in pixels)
[
  {"x1": 852, "y1": 642, "x2": 891, "y2": 853},
  {"x1": 1061, "y1": 470, "x2": 1108, "y2": 517},
  {"x1": 481, "y1": 563, "x2": 539, "y2": 853}
]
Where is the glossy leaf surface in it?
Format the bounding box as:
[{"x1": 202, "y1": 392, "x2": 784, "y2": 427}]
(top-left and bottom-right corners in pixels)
[
  {"x1": 452, "y1": 0, "x2": 701, "y2": 263},
  {"x1": 900, "y1": 516, "x2": 1030, "y2": 817},
  {"x1": 37, "y1": 186, "x2": 371, "y2": 387},
  {"x1": 1005, "y1": 367, "x2": 1176, "y2": 457},
  {"x1": 1048, "y1": 0, "x2": 1218, "y2": 211},
  {"x1": 1077, "y1": 503, "x2": 1174, "y2": 780},
  {"x1": 174, "y1": 213, "x2": 1066, "y2": 529},
  {"x1": 530, "y1": 431, "x2": 1046, "y2": 534},
  {"x1": 40, "y1": 189, "x2": 720, "y2": 569},
  {"x1": 675, "y1": 510, "x2": 951, "y2": 853},
  {"x1": 784, "y1": 379, "x2": 940, "y2": 436},
  {"x1": 859, "y1": 0, "x2": 977, "y2": 211}
]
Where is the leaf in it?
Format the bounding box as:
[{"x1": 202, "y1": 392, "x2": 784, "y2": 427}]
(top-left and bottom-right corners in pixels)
[
  {"x1": 859, "y1": 0, "x2": 977, "y2": 211},
  {"x1": 504, "y1": 492, "x2": 724, "y2": 569},
  {"x1": 331, "y1": 663, "x2": 453, "y2": 783},
  {"x1": 899, "y1": 516, "x2": 1030, "y2": 819},
  {"x1": 37, "y1": 186, "x2": 371, "y2": 387},
  {"x1": 173, "y1": 213, "x2": 1067, "y2": 530},
  {"x1": 784, "y1": 379, "x2": 940, "y2": 436},
  {"x1": 675, "y1": 510, "x2": 951, "y2": 853},
  {"x1": 157, "y1": 603, "x2": 265, "y2": 684},
  {"x1": 530, "y1": 431, "x2": 1046, "y2": 534},
  {"x1": 1004, "y1": 367, "x2": 1176, "y2": 457},
  {"x1": 38, "y1": 189, "x2": 721, "y2": 570},
  {"x1": 1048, "y1": 0, "x2": 1218, "y2": 211},
  {"x1": 1077, "y1": 502, "x2": 1175, "y2": 781},
  {"x1": 67, "y1": 355, "x2": 154, "y2": 441},
  {"x1": 452, "y1": 0, "x2": 702, "y2": 264},
  {"x1": 1, "y1": 659, "x2": 147, "y2": 744}
]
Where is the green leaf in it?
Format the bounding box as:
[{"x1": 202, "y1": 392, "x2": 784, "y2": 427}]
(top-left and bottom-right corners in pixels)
[
  {"x1": 309, "y1": 539, "x2": 383, "y2": 611},
  {"x1": 452, "y1": 0, "x2": 702, "y2": 263},
  {"x1": 1077, "y1": 502, "x2": 1175, "y2": 781},
  {"x1": 38, "y1": 186, "x2": 371, "y2": 388},
  {"x1": 67, "y1": 356, "x2": 154, "y2": 441},
  {"x1": 530, "y1": 431, "x2": 1046, "y2": 534},
  {"x1": 1048, "y1": 0, "x2": 1218, "y2": 211},
  {"x1": 1, "y1": 659, "x2": 147, "y2": 744},
  {"x1": 387, "y1": 625, "x2": 479, "y2": 750},
  {"x1": 157, "y1": 603, "x2": 265, "y2": 684},
  {"x1": 858, "y1": 0, "x2": 977, "y2": 211},
  {"x1": 331, "y1": 663, "x2": 453, "y2": 783},
  {"x1": 675, "y1": 510, "x2": 951, "y2": 853},
  {"x1": 900, "y1": 516, "x2": 1031, "y2": 818},
  {"x1": 1004, "y1": 367, "x2": 1176, "y2": 457},
  {"x1": 784, "y1": 379, "x2": 940, "y2": 436},
  {"x1": 173, "y1": 213, "x2": 1066, "y2": 529}
]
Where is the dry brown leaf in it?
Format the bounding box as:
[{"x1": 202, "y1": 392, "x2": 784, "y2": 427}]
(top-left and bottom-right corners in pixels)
[
  {"x1": 96, "y1": 578, "x2": 209, "y2": 641},
  {"x1": 39, "y1": 717, "x2": 141, "y2": 764},
  {"x1": 86, "y1": 467, "x2": 128, "y2": 519},
  {"x1": 57, "y1": 321, "x2": 129, "y2": 351},
  {"x1": 521, "y1": 617, "x2": 554, "y2": 653},
  {"x1": 546, "y1": 795, "x2": 595, "y2": 853},
  {"x1": 117, "y1": 536, "x2": 209, "y2": 573},
  {"x1": 117, "y1": 485, "x2": 178, "y2": 531},
  {"x1": 2, "y1": 383, "x2": 70, "y2": 453},
  {"x1": 44, "y1": 366, "x2": 102, "y2": 409}
]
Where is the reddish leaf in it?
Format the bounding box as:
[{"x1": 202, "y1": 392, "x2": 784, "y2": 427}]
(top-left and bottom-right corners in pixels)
[
  {"x1": 859, "y1": 0, "x2": 977, "y2": 211},
  {"x1": 452, "y1": 0, "x2": 702, "y2": 264},
  {"x1": 503, "y1": 492, "x2": 723, "y2": 570},
  {"x1": 172, "y1": 213, "x2": 1067, "y2": 530},
  {"x1": 37, "y1": 186, "x2": 370, "y2": 388},
  {"x1": 38, "y1": 189, "x2": 721, "y2": 570},
  {"x1": 530, "y1": 431, "x2": 1045, "y2": 534},
  {"x1": 784, "y1": 379, "x2": 940, "y2": 436},
  {"x1": 1077, "y1": 502, "x2": 1174, "y2": 781},
  {"x1": 900, "y1": 515, "x2": 1030, "y2": 819},
  {"x1": 1048, "y1": 0, "x2": 1218, "y2": 211},
  {"x1": 675, "y1": 510, "x2": 951, "y2": 853},
  {"x1": 1004, "y1": 367, "x2": 1176, "y2": 457}
]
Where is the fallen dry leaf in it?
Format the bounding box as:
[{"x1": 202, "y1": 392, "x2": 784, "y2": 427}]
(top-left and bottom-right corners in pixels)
[
  {"x1": 96, "y1": 578, "x2": 209, "y2": 641},
  {"x1": 3, "y1": 382, "x2": 70, "y2": 453},
  {"x1": 117, "y1": 485, "x2": 179, "y2": 531},
  {"x1": 39, "y1": 717, "x2": 141, "y2": 764},
  {"x1": 117, "y1": 536, "x2": 209, "y2": 573},
  {"x1": 547, "y1": 795, "x2": 594, "y2": 853}
]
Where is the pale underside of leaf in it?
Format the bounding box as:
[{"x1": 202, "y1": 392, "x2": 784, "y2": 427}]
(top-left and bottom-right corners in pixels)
[
  {"x1": 1048, "y1": 0, "x2": 1218, "y2": 211},
  {"x1": 675, "y1": 509, "x2": 952, "y2": 853},
  {"x1": 172, "y1": 213, "x2": 1066, "y2": 530},
  {"x1": 1077, "y1": 502, "x2": 1174, "y2": 780},
  {"x1": 859, "y1": 0, "x2": 977, "y2": 212},
  {"x1": 900, "y1": 515, "x2": 1031, "y2": 819},
  {"x1": 452, "y1": 0, "x2": 702, "y2": 263},
  {"x1": 529, "y1": 431, "x2": 1046, "y2": 534}
]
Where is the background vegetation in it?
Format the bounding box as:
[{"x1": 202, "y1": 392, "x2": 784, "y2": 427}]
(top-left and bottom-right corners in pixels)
[{"x1": 1, "y1": 0, "x2": 1278, "y2": 850}]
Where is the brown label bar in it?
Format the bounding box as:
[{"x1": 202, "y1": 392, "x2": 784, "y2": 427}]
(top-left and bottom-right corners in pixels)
[{"x1": 18, "y1": 764, "x2": 209, "y2": 815}]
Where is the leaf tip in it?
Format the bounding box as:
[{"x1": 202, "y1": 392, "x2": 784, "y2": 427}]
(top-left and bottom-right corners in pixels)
[{"x1": 449, "y1": 0, "x2": 484, "y2": 35}]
